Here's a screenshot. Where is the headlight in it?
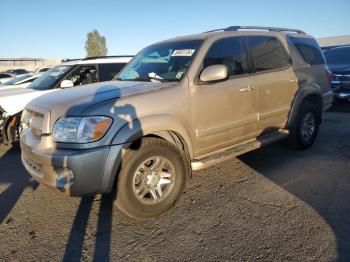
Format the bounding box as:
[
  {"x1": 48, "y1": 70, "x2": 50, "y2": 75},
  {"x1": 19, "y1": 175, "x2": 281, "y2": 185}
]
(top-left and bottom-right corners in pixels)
[{"x1": 53, "y1": 116, "x2": 113, "y2": 143}]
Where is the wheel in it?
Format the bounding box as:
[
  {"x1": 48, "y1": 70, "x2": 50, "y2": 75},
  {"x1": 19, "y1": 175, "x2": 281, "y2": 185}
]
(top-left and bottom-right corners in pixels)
[
  {"x1": 114, "y1": 137, "x2": 190, "y2": 220},
  {"x1": 287, "y1": 101, "x2": 320, "y2": 150}
]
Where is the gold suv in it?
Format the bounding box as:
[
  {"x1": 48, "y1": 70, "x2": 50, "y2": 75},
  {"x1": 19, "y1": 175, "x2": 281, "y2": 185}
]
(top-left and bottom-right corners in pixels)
[{"x1": 20, "y1": 26, "x2": 333, "y2": 219}]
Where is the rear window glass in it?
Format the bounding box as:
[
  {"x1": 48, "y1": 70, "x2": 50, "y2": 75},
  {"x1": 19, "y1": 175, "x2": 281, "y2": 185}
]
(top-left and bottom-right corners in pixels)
[
  {"x1": 99, "y1": 63, "x2": 126, "y2": 81},
  {"x1": 248, "y1": 36, "x2": 291, "y2": 72},
  {"x1": 288, "y1": 36, "x2": 325, "y2": 65}
]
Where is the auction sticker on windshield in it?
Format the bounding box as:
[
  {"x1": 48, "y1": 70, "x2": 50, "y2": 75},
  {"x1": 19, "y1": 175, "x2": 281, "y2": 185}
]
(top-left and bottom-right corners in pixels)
[{"x1": 171, "y1": 49, "x2": 196, "y2": 56}]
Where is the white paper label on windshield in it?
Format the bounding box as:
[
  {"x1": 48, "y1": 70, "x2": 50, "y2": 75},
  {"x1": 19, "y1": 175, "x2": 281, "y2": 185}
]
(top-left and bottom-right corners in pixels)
[{"x1": 171, "y1": 49, "x2": 196, "y2": 57}]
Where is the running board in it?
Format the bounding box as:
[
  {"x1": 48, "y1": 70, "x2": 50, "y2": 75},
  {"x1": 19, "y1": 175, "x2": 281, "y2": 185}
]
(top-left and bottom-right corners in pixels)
[{"x1": 191, "y1": 129, "x2": 289, "y2": 171}]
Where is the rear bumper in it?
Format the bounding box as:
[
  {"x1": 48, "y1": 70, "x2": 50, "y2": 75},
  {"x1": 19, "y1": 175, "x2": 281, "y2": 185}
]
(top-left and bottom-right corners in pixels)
[
  {"x1": 323, "y1": 90, "x2": 334, "y2": 110},
  {"x1": 333, "y1": 88, "x2": 350, "y2": 100},
  {"x1": 21, "y1": 141, "x2": 123, "y2": 197},
  {"x1": 332, "y1": 77, "x2": 350, "y2": 100}
]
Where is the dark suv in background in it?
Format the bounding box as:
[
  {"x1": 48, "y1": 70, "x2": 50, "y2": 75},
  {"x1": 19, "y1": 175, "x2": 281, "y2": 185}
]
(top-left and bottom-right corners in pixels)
[{"x1": 323, "y1": 45, "x2": 350, "y2": 101}]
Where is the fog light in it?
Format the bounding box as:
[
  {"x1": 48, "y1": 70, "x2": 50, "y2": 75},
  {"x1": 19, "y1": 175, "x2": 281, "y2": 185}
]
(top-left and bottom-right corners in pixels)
[{"x1": 55, "y1": 168, "x2": 74, "y2": 187}]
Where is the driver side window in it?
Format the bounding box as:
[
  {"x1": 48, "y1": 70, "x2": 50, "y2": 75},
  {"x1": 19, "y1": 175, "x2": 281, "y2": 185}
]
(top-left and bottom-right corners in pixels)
[
  {"x1": 204, "y1": 37, "x2": 249, "y2": 78},
  {"x1": 64, "y1": 65, "x2": 98, "y2": 87}
]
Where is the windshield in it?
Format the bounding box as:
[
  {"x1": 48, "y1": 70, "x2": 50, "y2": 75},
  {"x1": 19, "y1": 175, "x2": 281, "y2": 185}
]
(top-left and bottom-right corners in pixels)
[
  {"x1": 324, "y1": 46, "x2": 350, "y2": 65},
  {"x1": 117, "y1": 39, "x2": 203, "y2": 82},
  {"x1": 28, "y1": 65, "x2": 71, "y2": 90},
  {"x1": 2, "y1": 74, "x2": 32, "y2": 85}
]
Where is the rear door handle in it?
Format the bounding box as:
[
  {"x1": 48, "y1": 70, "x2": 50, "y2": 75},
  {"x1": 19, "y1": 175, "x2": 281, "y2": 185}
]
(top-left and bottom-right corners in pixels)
[{"x1": 240, "y1": 86, "x2": 255, "y2": 92}]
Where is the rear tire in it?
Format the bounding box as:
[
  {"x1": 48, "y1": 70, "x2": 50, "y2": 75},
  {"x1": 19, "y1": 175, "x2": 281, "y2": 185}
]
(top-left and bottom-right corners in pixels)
[
  {"x1": 287, "y1": 101, "x2": 320, "y2": 150},
  {"x1": 114, "y1": 137, "x2": 190, "y2": 220}
]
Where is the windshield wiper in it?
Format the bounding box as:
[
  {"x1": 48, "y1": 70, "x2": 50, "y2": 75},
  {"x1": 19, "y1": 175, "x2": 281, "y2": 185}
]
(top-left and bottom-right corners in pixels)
[
  {"x1": 118, "y1": 77, "x2": 177, "y2": 83},
  {"x1": 148, "y1": 76, "x2": 175, "y2": 83},
  {"x1": 133, "y1": 77, "x2": 172, "y2": 83}
]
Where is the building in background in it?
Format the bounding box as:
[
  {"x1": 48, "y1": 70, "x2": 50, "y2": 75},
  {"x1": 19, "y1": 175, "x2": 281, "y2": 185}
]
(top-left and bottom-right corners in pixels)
[
  {"x1": 0, "y1": 58, "x2": 61, "y2": 72},
  {"x1": 317, "y1": 35, "x2": 350, "y2": 49}
]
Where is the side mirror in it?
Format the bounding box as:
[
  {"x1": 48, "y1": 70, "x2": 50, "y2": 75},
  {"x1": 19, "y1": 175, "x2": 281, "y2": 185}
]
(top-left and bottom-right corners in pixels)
[
  {"x1": 60, "y1": 79, "x2": 74, "y2": 88},
  {"x1": 200, "y1": 64, "x2": 228, "y2": 83}
]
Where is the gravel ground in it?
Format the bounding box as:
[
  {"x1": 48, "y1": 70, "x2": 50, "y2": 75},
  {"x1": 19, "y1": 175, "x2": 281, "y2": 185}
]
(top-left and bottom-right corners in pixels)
[{"x1": 0, "y1": 106, "x2": 349, "y2": 261}]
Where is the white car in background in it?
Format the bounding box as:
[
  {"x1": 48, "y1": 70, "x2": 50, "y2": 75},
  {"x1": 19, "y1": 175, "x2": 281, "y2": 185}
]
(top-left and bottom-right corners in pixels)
[
  {"x1": 0, "y1": 74, "x2": 41, "y2": 90},
  {"x1": 34, "y1": 66, "x2": 52, "y2": 74},
  {"x1": 0, "y1": 72, "x2": 16, "y2": 84},
  {"x1": 0, "y1": 56, "x2": 133, "y2": 144}
]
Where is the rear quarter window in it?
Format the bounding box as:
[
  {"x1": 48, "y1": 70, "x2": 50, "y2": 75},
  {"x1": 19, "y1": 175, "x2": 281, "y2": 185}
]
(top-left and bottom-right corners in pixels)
[
  {"x1": 288, "y1": 36, "x2": 325, "y2": 65},
  {"x1": 99, "y1": 63, "x2": 126, "y2": 81}
]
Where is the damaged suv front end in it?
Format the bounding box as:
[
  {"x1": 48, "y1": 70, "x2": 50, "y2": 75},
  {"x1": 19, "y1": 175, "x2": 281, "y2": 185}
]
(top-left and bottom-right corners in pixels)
[{"x1": 19, "y1": 92, "x2": 124, "y2": 197}]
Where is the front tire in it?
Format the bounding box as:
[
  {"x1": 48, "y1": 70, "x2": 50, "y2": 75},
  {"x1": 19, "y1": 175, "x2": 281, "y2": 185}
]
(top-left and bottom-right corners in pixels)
[
  {"x1": 114, "y1": 137, "x2": 190, "y2": 220},
  {"x1": 3, "y1": 115, "x2": 19, "y2": 146},
  {"x1": 287, "y1": 101, "x2": 320, "y2": 150}
]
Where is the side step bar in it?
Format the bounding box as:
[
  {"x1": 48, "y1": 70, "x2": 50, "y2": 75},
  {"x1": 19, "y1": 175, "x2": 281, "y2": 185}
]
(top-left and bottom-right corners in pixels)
[{"x1": 191, "y1": 129, "x2": 289, "y2": 171}]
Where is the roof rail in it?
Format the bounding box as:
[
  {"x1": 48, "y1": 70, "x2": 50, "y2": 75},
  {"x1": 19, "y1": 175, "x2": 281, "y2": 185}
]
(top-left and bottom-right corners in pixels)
[
  {"x1": 205, "y1": 26, "x2": 306, "y2": 34},
  {"x1": 61, "y1": 58, "x2": 83, "y2": 62},
  {"x1": 83, "y1": 55, "x2": 134, "y2": 60}
]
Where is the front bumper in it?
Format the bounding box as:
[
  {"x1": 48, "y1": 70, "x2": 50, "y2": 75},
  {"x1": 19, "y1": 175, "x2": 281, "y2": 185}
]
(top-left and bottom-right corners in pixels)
[{"x1": 21, "y1": 141, "x2": 123, "y2": 197}]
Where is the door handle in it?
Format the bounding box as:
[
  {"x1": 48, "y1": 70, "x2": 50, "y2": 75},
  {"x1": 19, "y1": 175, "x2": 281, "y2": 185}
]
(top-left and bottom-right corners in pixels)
[{"x1": 240, "y1": 86, "x2": 255, "y2": 92}]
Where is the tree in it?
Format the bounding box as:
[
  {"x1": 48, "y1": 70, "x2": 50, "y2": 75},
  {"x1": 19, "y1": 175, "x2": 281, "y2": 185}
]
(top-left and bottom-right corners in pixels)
[{"x1": 84, "y1": 29, "x2": 108, "y2": 57}]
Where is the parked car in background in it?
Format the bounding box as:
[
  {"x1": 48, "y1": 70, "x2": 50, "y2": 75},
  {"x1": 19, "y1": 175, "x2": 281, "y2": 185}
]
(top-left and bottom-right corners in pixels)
[
  {"x1": 34, "y1": 67, "x2": 51, "y2": 73},
  {"x1": 0, "y1": 72, "x2": 16, "y2": 84},
  {"x1": 5, "y1": 68, "x2": 30, "y2": 75},
  {"x1": 20, "y1": 26, "x2": 332, "y2": 220},
  {"x1": 0, "y1": 73, "x2": 41, "y2": 89},
  {"x1": 0, "y1": 56, "x2": 133, "y2": 144},
  {"x1": 323, "y1": 45, "x2": 350, "y2": 101}
]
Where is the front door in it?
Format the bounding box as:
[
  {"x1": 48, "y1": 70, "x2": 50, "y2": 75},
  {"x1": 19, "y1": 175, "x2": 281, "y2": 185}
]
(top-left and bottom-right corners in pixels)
[{"x1": 191, "y1": 36, "x2": 258, "y2": 157}]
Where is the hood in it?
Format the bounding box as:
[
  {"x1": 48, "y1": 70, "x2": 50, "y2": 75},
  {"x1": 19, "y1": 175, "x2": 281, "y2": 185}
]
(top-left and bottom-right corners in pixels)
[
  {"x1": 328, "y1": 64, "x2": 350, "y2": 75},
  {"x1": 0, "y1": 87, "x2": 53, "y2": 115},
  {"x1": 29, "y1": 80, "x2": 177, "y2": 116}
]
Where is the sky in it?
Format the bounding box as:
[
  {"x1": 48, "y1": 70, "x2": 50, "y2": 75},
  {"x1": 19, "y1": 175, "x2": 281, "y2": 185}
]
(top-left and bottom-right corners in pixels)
[{"x1": 1, "y1": 0, "x2": 350, "y2": 59}]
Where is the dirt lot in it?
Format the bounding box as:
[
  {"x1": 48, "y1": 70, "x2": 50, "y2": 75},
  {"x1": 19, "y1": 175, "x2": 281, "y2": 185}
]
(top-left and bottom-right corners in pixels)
[{"x1": 0, "y1": 105, "x2": 349, "y2": 261}]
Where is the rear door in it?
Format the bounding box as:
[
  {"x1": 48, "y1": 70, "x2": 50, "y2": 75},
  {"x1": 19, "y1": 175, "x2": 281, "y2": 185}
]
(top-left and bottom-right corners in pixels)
[{"x1": 247, "y1": 35, "x2": 298, "y2": 133}]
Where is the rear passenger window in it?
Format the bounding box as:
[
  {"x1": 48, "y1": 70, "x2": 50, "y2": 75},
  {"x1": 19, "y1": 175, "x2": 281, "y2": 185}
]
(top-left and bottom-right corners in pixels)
[
  {"x1": 99, "y1": 63, "x2": 126, "y2": 81},
  {"x1": 204, "y1": 37, "x2": 249, "y2": 77},
  {"x1": 248, "y1": 36, "x2": 290, "y2": 72},
  {"x1": 288, "y1": 37, "x2": 325, "y2": 65}
]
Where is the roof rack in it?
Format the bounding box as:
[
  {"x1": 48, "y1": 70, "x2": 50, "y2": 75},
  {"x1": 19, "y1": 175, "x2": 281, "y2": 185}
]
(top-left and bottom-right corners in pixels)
[
  {"x1": 83, "y1": 55, "x2": 134, "y2": 60},
  {"x1": 205, "y1": 26, "x2": 306, "y2": 34},
  {"x1": 61, "y1": 58, "x2": 83, "y2": 62}
]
